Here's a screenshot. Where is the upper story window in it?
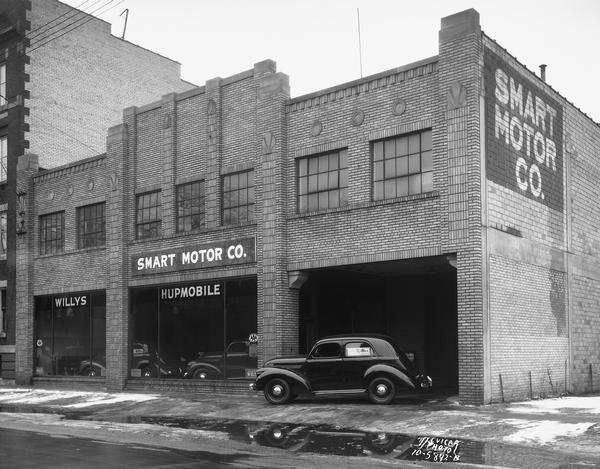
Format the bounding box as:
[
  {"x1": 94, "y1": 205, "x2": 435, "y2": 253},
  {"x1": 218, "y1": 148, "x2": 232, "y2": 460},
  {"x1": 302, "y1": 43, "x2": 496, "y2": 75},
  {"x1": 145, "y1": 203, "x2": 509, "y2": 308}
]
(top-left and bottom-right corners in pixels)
[
  {"x1": 373, "y1": 129, "x2": 432, "y2": 201},
  {"x1": 0, "y1": 63, "x2": 6, "y2": 107},
  {"x1": 222, "y1": 170, "x2": 254, "y2": 225},
  {"x1": 77, "y1": 202, "x2": 105, "y2": 249},
  {"x1": 298, "y1": 149, "x2": 348, "y2": 213},
  {"x1": 0, "y1": 136, "x2": 6, "y2": 183},
  {"x1": 136, "y1": 191, "x2": 161, "y2": 240},
  {"x1": 0, "y1": 210, "x2": 6, "y2": 259},
  {"x1": 39, "y1": 211, "x2": 64, "y2": 255},
  {"x1": 176, "y1": 180, "x2": 205, "y2": 232}
]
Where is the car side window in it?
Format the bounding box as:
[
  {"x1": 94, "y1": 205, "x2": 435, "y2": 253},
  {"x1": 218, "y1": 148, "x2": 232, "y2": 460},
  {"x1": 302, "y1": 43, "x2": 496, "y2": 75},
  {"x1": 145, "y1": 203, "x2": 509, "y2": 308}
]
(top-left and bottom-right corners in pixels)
[
  {"x1": 344, "y1": 342, "x2": 373, "y2": 357},
  {"x1": 310, "y1": 342, "x2": 341, "y2": 359}
]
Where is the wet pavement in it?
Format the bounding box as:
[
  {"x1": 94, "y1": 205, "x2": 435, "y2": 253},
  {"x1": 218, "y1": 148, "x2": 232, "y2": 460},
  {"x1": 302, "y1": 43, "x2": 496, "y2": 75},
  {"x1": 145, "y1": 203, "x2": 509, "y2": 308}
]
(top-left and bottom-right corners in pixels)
[{"x1": 1, "y1": 385, "x2": 600, "y2": 468}]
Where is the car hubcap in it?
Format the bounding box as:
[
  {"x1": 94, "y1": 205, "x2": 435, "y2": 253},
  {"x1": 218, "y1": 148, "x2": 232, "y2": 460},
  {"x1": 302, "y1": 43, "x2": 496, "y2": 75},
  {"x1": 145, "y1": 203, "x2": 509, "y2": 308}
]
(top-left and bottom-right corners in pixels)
[
  {"x1": 199, "y1": 372, "x2": 207, "y2": 379},
  {"x1": 376, "y1": 384, "x2": 388, "y2": 396},
  {"x1": 272, "y1": 428, "x2": 283, "y2": 439},
  {"x1": 272, "y1": 384, "x2": 283, "y2": 396}
]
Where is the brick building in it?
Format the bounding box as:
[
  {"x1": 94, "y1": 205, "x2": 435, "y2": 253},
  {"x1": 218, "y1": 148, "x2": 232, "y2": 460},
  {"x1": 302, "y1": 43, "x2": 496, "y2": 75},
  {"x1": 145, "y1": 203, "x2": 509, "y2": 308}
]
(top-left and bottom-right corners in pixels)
[
  {"x1": 0, "y1": 0, "x2": 194, "y2": 380},
  {"x1": 13, "y1": 9, "x2": 600, "y2": 404}
]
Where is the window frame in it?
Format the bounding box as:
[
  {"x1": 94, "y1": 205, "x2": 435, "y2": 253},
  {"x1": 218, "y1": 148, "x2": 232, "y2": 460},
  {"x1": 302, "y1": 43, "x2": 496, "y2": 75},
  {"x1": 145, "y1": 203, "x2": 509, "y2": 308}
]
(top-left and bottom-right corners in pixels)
[
  {"x1": 135, "y1": 190, "x2": 161, "y2": 240},
  {"x1": 222, "y1": 170, "x2": 255, "y2": 226},
  {"x1": 77, "y1": 202, "x2": 106, "y2": 249},
  {"x1": 372, "y1": 129, "x2": 433, "y2": 201},
  {"x1": 297, "y1": 148, "x2": 348, "y2": 214},
  {"x1": 176, "y1": 180, "x2": 205, "y2": 233},
  {"x1": 39, "y1": 211, "x2": 65, "y2": 255},
  {"x1": 0, "y1": 135, "x2": 7, "y2": 183},
  {"x1": 0, "y1": 63, "x2": 6, "y2": 107}
]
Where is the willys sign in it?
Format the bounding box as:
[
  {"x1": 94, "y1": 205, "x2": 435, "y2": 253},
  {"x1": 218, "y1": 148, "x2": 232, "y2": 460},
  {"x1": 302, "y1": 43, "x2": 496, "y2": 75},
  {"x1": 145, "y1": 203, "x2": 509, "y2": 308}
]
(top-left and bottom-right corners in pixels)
[
  {"x1": 132, "y1": 237, "x2": 255, "y2": 275},
  {"x1": 485, "y1": 49, "x2": 564, "y2": 212}
]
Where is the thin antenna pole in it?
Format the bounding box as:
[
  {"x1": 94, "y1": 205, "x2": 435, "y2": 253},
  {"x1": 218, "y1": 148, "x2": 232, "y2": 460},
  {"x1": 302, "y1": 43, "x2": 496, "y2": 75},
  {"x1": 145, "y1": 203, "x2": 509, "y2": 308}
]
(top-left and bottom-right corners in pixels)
[
  {"x1": 120, "y1": 8, "x2": 129, "y2": 39},
  {"x1": 357, "y1": 8, "x2": 363, "y2": 78}
]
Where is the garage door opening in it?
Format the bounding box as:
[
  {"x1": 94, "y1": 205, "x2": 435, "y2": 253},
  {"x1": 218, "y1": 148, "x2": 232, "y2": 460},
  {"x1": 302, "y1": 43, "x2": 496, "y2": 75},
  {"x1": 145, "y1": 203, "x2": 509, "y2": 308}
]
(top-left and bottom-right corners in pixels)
[{"x1": 298, "y1": 256, "x2": 458, "y2": 393}]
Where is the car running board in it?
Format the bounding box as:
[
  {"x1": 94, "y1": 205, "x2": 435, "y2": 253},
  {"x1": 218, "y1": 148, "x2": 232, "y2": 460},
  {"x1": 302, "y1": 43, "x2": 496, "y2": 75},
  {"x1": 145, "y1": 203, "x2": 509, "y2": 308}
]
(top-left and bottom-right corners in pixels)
[{"x1": 313, "y1": 389, "x2": 367, "y2": 395}]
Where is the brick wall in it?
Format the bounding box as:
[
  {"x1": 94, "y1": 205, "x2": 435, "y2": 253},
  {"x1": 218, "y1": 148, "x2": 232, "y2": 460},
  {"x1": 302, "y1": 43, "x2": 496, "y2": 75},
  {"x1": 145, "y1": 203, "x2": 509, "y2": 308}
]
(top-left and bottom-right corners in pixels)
[
  {"x1": 26, "y1": 0, "x2": 195, "y2": 169},
  {"x1": 483, "y1": 33, "x2": 600, "y2": 400}
]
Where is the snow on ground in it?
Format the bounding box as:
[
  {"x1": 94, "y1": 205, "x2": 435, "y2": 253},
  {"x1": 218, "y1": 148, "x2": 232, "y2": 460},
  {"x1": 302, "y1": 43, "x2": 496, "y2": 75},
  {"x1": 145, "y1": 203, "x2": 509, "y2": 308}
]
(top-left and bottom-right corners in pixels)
[
  {"x1": 501, "y1": 418, "x2": 595, "y2": 445},
  {"x1": 0, "y1": 388, "x2": 158, "y2": 407},
  {"x1": 507, "y1": 395, "x2": 600, "y2": 415}
]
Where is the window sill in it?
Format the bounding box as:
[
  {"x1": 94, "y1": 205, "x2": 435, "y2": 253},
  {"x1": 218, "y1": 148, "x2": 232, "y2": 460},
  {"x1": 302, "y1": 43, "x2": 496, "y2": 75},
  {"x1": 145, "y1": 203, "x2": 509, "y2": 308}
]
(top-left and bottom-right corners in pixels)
[
  {"x1": 130, "y1": 222, "x2": 257, "y2": 246},
  {"x1": 37, "y1": 246, "x2": 106, "y2": 259},
  {"x1": 289, "y1": 190, "x2": 440, "y2": 220}
]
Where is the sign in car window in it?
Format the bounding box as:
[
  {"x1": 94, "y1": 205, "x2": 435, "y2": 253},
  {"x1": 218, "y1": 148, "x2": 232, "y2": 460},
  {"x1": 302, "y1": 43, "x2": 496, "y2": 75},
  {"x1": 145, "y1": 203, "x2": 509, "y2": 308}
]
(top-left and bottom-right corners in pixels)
[{"x1": 345, "y1": 343, "x2": 372, "y2": 357}]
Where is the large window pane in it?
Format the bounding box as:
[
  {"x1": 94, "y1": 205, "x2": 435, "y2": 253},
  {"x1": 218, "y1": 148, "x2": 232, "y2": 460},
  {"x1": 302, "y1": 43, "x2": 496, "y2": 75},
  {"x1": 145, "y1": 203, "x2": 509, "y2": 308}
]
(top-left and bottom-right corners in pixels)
[
  {"x1": 297, "y1": 149, "x2": 349, "y2": 213},
  {"x1": 136, "y1": 191, "x2": 161, "y2": 240},
  {"x1": 372, "y1": 129, "x2": 433, "y2": 200},
  {"x1": 222, "y1": 170, "x2": 254, "y2": 225}
]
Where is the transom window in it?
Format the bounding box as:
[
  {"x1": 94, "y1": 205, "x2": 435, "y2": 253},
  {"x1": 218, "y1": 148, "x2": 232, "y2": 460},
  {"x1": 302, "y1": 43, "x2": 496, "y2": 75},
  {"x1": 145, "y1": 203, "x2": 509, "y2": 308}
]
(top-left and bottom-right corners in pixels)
[
  {"x1": 298, "y1": 149, "x2": 348, "y2": 213},
  {"x1": 222, "y1": 170, "x2": 254, "y2": 225},
  {"x1": 373, "y1": 129, "x2": 432, "y2": 200},
  {"x1": 77, "y1": 202, "x2": 105, "y2": 249},
  {"x1": 176, "y1": 180, "x2": 205, "y2": 232},
  {"x1": 136, "y1": 191, "x2": 161, "y2": 240},
  {"x1": 39, "y1": 211, "x2": 64, "y2": 255}
]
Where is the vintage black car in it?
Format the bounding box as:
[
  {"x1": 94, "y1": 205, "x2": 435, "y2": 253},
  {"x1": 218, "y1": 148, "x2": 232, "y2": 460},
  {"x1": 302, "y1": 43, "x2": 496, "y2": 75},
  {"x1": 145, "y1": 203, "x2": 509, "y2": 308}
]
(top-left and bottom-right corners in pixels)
[{"x1": 251, "y1": 334, "x2": 432, "y2": 405}]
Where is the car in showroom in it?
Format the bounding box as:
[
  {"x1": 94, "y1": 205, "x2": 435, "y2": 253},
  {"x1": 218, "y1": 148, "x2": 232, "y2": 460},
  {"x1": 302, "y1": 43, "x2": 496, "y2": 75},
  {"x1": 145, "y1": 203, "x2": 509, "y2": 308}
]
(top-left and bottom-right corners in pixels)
[
  {"x1": 184, "y1": 341, "x2": 258, "y2": 380},
  {"x1": 251, "y1": 334, "x2": 432, "y2": 405}
]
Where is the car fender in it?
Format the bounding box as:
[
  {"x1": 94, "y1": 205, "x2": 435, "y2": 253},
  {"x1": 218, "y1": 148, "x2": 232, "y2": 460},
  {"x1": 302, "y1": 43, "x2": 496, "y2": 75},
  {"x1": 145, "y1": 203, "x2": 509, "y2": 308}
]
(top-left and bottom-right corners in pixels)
[
  {"x1": 255, "y1": 367, "x2": 310, "y2": 392},
  {"x1": 364, "y1": 364, "x2": 415, "y2": 389},
  {"x1": 188, "y1": 362, "x2": 224, "y2": 377}
]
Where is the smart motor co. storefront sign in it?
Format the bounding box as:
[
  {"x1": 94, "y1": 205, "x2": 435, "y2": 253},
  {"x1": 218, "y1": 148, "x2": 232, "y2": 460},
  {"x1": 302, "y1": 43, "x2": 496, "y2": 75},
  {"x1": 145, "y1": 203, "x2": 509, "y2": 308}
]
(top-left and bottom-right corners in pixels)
[
  {"x1": 132, "y1": 237, "x2": 255, "y2": 275},
  {"x1": 485, "y1": 49, "x2": 564, "y2": 212}
]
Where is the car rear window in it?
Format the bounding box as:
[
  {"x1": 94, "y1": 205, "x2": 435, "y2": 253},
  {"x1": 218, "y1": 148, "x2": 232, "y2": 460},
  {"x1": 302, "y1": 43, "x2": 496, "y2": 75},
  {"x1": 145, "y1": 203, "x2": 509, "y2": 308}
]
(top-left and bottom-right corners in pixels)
[{"x1": 344, "y1": 342, "x2": 373, "y2": 357}]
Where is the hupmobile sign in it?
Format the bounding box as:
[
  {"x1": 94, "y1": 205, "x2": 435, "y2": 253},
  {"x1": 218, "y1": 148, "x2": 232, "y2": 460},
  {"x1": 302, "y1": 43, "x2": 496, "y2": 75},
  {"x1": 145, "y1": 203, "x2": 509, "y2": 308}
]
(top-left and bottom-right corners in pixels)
[
  {"x1": 485, "y1": 49, "x2": 564, "y2": 212},
  {"x1": 132, "y1": 238, "x2": 255, "y2": 275}
]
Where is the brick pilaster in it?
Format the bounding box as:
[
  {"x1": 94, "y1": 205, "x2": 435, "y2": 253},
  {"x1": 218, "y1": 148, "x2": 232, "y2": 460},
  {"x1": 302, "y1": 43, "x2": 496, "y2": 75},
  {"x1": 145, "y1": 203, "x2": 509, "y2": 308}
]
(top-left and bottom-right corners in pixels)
[
  {"x1": 253, "y1": 60, "x2": 296, "y2": 362},
  {"x1": 438, "y1": 9, "x2": 487, "y2": 404},
  {"x1": 105, "y1": 110, "x2": 133, "y2": 390},
  {"x1": 161, "y1": 93, "x2": 177, "y2": 235},
  {"x1": 14, "y1": 153, "x2": 38, "y2": 384},
  {"x1": 205, "y1": 78, "x2": 222, "y2": 228}
]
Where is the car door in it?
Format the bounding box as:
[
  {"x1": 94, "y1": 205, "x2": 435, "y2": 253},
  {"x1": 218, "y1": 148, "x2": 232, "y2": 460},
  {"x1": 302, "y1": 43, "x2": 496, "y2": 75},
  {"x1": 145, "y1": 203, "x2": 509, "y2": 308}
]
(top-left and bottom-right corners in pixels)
[
  {"x1": 341, "y1": 340, "x2": 375, "y2": 390},
  {"x1": 303, "y1": 341, "x2": 342, "y2": 391}
]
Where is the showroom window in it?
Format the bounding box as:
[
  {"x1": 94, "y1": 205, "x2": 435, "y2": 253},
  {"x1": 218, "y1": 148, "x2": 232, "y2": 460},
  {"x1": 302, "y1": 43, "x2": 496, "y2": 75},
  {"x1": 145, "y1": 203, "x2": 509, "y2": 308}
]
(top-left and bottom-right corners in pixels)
[
  {"x1": 130, "y1": 277, "x2": 258, "y2": 380},
  {"x1": 297, "y1": 149, "x2": 348, "y2": 213},
  {"x1": 34, "y1": 291, "x2": 106, "y2": 377},
  {"x1": 136, "y1": 191, "x2": 161, "y2": 240},
  {"x1": 77, "y1": 202, "x2": 105, "y2": 249},
  {"x1": 222, "y1": 170, "x2": 254, "y2": 225},
  {"x1": 39, "y1": 211, "x2": 64, "y2": 255},
  {"x1": 372, "y1": 129, "x2": 432, "y2": 200},
  {"x1": 176, "y1": 180, "x2": 205, "y2": 232}
]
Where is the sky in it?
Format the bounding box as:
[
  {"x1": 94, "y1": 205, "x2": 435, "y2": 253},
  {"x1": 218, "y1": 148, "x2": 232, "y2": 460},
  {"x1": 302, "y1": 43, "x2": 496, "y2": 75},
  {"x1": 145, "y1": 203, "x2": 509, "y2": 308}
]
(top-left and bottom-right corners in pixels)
[{"x1": 60, "y1": 0, "x2": 600, "y2": 123}]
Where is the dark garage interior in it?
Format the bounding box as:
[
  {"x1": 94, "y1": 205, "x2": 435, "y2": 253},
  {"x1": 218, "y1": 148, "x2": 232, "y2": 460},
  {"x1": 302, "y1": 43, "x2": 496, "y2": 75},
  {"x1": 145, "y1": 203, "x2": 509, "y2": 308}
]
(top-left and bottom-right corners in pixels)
[{"x1": 298, "y1": 255, "x2": 458, "y2": 392}]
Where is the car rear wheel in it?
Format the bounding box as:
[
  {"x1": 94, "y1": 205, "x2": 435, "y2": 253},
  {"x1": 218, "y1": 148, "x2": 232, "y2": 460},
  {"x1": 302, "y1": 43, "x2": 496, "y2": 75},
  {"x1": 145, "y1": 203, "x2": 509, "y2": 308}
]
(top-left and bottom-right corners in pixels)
[
  {"x1": 192, "y1": 367, "x2": 215, "y2": 380},
  {"x1": 368, "y1": 376, "x2": 395, "y2": 405},
  {"x1": 264, "y1": 377, "x2": 291, "y2": 405}
]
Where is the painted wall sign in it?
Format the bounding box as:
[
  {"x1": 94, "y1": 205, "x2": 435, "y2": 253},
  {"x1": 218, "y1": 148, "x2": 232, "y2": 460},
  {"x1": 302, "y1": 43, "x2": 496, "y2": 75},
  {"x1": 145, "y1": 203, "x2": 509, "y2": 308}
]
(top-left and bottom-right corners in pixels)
[
  {"x1": 132, "y1": 237, "x2": 255, "y2": 275},
  {"x1": 54, "y1": 295, "x2": 88, "y2": 308},
  {"x1": 484, "y1": 49, "x2": 564, "y2": 212}
]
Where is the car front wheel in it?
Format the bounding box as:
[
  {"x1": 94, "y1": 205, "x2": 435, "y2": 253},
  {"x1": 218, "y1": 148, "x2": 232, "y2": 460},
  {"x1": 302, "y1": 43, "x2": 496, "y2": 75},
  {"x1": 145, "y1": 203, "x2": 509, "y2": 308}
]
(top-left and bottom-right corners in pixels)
[
  {"x1": 264, "y1": 377, "x2": 291, "y2": 405},
  {"x1": 368, "y1": 376, "x2": 396, "y2": 405}
]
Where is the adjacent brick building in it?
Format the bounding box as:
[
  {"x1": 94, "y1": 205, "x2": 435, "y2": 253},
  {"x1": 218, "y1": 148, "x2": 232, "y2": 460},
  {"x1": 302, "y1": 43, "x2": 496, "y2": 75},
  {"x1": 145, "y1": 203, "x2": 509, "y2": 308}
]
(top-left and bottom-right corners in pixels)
[
  {"x1": 0, "y1": 0, "x2": 194, "y2": 381},
  {"x1": 14, "y1": 9, "x2": 600, "y2": 404}
]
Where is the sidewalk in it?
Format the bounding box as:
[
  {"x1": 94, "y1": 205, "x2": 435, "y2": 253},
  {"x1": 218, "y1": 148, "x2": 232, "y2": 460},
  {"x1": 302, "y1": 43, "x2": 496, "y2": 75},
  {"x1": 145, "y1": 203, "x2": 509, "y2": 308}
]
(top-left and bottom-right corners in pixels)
[{"x1": 1, "y1": 384, "x2": 599, "y2": 466}]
